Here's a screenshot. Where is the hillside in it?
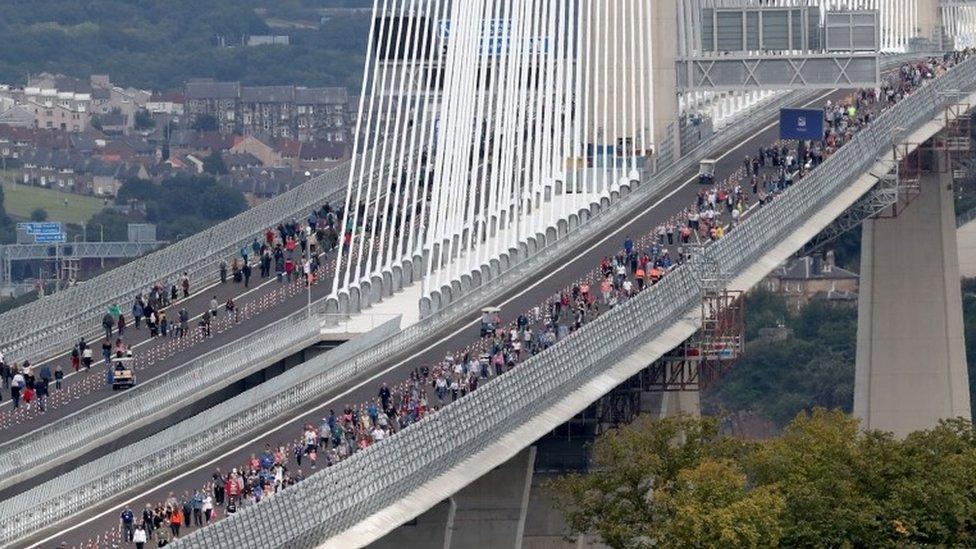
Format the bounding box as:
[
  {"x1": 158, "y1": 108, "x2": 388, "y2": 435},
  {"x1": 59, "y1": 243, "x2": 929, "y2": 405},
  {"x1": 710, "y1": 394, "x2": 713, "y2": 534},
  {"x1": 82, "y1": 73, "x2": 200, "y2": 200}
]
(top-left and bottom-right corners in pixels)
[{"x1": 0, "y1": 0, "x2": 372, "y2": 91}]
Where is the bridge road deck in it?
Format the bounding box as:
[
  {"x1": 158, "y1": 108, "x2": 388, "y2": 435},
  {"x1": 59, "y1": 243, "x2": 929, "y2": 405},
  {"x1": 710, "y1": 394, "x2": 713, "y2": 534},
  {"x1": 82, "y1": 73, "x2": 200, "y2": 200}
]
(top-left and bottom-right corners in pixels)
[{"x1": 26, "y1": 88, "x2": 848, "y2": 549}]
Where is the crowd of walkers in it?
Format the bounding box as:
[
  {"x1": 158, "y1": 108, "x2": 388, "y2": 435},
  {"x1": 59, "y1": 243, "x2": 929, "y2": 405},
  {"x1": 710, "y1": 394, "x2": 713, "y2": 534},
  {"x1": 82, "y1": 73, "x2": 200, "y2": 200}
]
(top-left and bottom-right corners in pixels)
[
  {"x1": 0, "y1": 202, "x2": 345, "y2": 417},
  {"x1": 59, "y1": 52, "x2": 976, "y2": 547}
]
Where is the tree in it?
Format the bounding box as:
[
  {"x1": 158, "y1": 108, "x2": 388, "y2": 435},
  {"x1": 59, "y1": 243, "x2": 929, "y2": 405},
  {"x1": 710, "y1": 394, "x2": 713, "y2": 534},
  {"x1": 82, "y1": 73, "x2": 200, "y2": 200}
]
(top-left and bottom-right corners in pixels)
[
  {"x1": 203, "y1": 151, "x2": 228, "y2": 175},
  {"x1": 30, "y1": 207, "x2": 48, "y2": 221},
  {"x1": 0, "y1": 185, "x2": 14, "y2": 244},
  {"x1": 134, "y1": 109, "x2": 155, "y2": 131},
  {"x1": 553, "y1": 411, "x2": 976, "y2": 548},
  {"x1": 551, "y1": 416, "x2": 760, "y2": 548},
  {"x1": 703, "y1": 292, "x2": 857, "y2": 427},
  {"x1": 114, "y1": 174, "x2": 246, "y2": 240},
  {"x1": 191, "y1": 114, "x2": 219, "y2": 132}
]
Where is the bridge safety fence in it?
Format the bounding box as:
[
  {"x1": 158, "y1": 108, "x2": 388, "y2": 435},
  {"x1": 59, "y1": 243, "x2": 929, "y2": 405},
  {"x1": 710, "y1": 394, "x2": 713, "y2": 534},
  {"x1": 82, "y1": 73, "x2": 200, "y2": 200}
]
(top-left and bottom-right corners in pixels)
[
  {"x1": 0, "y1": 295, "x2": 327, "y2": 492},
  {"x1": 0, "y1": 139, "x2": 415, "y2": 367},
  {"x1": 0, "y1": 162, "x2": 348, "y2": 366},
  {"x1": 0, "y1": 53, "x2": 933, "y2": 544},
  {"x1": 168, "y1": 56, "x2": 976, "y2": 548}
]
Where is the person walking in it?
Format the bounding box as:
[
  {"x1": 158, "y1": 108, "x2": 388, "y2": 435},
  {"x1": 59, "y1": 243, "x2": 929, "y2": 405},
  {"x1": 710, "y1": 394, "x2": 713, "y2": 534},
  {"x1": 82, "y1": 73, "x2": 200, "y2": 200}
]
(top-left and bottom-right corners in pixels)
[
  {"x1": 82, "y1": 345, "x2": 93, "y2": 369},
  {"x1": 179, "y1": 308, "x2": 189, "y2": 339},
  {"x1": 133, "y1": 299, "x2": 144, "y2": 330},
  {"x1": 225, "y1": 299, "x2": 238, "y2": 324},
  {"x1": 102, "y1": 339, "x2": 112, "y2": 364},
  {"x1": 119, "y1": 506, "x2": 135, "y2": 542},
  {"x1": 101, "y1": 312, "x2": 114, "y2": 340},
  {"x1": 10, "y1": 369, "x2": 24, "y2": 409},
  {"x1": 133, "y1": 523, "x2": 148, "y2": 549},
  {"x1": 191, "y1": 490, "x2": 204, "y2": 527},
  {"x1": 35, "y1": 376, "x2": 48, "y2": 412},
  {"x1": 54, "y1": 364, "x2": 63, "y2": 390},
  {"x1": 169, "y1": 505, "x2": 183, "y2": 537}
]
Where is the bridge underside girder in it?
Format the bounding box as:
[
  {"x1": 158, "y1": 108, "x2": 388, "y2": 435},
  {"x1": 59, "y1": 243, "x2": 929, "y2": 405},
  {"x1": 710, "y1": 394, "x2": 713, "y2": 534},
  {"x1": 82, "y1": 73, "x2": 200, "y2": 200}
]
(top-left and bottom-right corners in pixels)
[{"x1": 677, "y1": 53, "x2": 881, "y2": 92}]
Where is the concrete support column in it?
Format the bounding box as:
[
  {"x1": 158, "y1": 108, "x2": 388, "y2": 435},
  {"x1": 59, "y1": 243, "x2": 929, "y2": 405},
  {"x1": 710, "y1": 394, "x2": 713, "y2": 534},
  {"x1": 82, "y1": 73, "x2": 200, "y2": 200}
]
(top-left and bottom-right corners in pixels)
[
  {"x1": 659, "y1": 363, "x2": 701, "y2": 418},
  {"x1": 659, "y1": 390, "x2": 701, "y2": 418},
  {"x1": 854, "y1": 165, "x2": 971, "y2": 437},
  {"x1": 370, "y1": 448, "x2": 537, "y2": 549}
]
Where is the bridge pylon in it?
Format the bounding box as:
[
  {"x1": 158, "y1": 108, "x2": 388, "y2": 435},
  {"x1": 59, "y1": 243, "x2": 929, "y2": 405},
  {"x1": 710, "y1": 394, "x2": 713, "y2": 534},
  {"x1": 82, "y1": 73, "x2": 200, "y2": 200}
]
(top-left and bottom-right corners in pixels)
[{"x1": 854, "y1": 131, "x2": 972, "y2": 437}]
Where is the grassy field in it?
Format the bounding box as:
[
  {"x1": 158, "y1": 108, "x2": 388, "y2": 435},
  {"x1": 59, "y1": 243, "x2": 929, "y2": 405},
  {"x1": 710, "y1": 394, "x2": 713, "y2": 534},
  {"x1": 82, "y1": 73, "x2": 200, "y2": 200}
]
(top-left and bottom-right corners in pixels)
[{"x1": 1, "y1": 181, "x2": 106, "y2": 225}]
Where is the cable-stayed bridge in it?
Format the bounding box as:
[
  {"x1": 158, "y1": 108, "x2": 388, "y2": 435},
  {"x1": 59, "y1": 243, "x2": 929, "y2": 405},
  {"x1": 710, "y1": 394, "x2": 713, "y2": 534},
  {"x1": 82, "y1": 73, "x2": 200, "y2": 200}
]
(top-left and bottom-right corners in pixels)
[{"x1": 3, "y1": 1, "x2": 976, "y2": 548}]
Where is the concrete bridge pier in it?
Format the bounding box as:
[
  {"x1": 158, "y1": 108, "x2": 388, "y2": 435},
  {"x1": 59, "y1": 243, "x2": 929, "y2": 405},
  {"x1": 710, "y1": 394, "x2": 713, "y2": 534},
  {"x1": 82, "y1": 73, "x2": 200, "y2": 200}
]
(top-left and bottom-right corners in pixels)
[
  {"x1": 659, "y1": 387, "x2": 701, "y2": 419},
  {"x1": 854, "y1": 161, "x2": 971, "y2": 437},
  {"x1": 371, "y1": 447, "x2": 537, "y2": 549}
]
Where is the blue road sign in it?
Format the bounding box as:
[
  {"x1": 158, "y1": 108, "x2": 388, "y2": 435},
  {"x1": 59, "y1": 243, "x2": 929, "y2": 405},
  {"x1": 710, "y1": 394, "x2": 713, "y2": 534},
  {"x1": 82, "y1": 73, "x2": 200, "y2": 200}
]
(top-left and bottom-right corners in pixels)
[
  {"x1": 34, "y1": 232, "x2": 66, "y2": 244},
  {"x1": 17, "y1": 222, "x2": 62, "y2": 235},
  {"x1": 780, "y1": 108, "x2": 825, "y2": 141}
]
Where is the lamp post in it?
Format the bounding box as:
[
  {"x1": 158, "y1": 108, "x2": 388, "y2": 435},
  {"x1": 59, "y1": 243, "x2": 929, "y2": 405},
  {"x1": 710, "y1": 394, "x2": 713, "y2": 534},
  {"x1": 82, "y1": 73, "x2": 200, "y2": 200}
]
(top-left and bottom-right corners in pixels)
[
  {"x1": 305, "y1": 229, "x2": 312, "y2": 317},
  {"x1": 94, "y1": 223, "x2": 105, "y2": 268}
]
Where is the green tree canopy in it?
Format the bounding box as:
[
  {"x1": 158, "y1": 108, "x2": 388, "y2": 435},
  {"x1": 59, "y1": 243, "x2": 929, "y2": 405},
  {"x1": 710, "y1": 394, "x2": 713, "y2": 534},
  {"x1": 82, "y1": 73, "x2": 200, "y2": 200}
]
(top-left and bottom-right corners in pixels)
[
  {"x1": 0, "y1": 2, "x2": 371, "y2": 92},
  {"x1": 0, "y1": 185, "x2": 14, "y2": 244},
  {"x1": 704, "y1": 290, "x2": 857, "y2": 426},
  {"x1": 553, "y1": 410, "x2": 976, "y2": 548},
  {"x1": 134, "y1": 110, "x2": 155, "y2": 131},
  {"x1": 111, "y1": 174, "x2": 247, "y2": 240},
  {"x1": 203, "y1": 151, "x2": 228, "y2": 175},
  {"x1": 191, "y1": 114, "x2": 219, "y2": 132}
]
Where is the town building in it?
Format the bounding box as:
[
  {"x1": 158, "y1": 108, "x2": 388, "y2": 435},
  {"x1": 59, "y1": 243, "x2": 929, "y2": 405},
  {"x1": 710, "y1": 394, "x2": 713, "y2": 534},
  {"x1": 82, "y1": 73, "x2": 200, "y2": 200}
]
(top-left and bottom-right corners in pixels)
[
  {"x1": 185, "y1": 80, "x2": 240, "y2": 134},
  {"x1": 761, "y1": 251, "x2": 859, "y2": 310},
  {"x1": 185, "y1": 80, "x2": 350, "y2": 143}
]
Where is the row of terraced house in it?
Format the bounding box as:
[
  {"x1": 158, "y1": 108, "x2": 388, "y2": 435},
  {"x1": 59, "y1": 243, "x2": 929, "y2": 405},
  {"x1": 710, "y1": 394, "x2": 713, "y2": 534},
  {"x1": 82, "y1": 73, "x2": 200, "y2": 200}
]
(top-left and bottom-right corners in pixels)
[{"x1": 184, "y1": 80, "x2": 350, "y2": 144}]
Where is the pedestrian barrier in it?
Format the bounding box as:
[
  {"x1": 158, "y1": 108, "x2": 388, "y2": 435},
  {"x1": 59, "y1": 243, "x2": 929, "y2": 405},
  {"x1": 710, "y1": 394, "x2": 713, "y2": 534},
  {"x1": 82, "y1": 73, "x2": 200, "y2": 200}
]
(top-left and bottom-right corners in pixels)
[
  {"x1": 0, "y1": 142, "x2": 412, "y2": 367},
  {"x1": 0, "y1": 314, "x2": 404, "y2": 546}
]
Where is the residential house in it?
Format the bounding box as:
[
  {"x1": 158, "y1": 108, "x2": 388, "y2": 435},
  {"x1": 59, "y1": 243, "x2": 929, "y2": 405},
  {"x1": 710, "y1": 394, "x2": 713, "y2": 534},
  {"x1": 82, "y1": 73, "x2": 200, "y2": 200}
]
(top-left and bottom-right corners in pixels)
[
  {"x1": 91, "y1": 161, "x2": 124, "y2": 196},
  {"x1": 185, "y1": 80, "x2": 240, "y2": 133},
  {"x1": 231, "y1": 166, "x2": 307, "y2": 199},
  {"x1": 247, "y1": 35, "x2": 290, "y2": 46},
  {"x1": 230, "y1": 134, "x2": 283, "y2": 167},
  {"x1": 27, "y1": 73, "x2": 92, "y2": 94},
  {"x1": 96, "y1": 110, "x2": 129, "y2": 135},
  {"x1": 23, "y1": 88, "x2": 91, "y2": 132},
  {"x1": 147, "y1": 92, "x2": 185, "y2": 116},
  {"x1": 0, "y1": 105, "x2": 35, "y2": 128},
  {"x1": 298, "y1": 140, "x2": 348, "y2": 171},
  {"x1": 222, "y1": 152, "x2": 263, "y2": 172},
  {"x1": 241, "y1": 86, "x2": 296, "y2": 139},
  {"x1": 294, "y1": 87, "x2": 349, "y2": 143},
  {"x1": 185, "y1": 80, "x2": 350, "y2": 143},
  {"x1": 762, "y1": 251, "x2": 858, "y2": 310}
]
